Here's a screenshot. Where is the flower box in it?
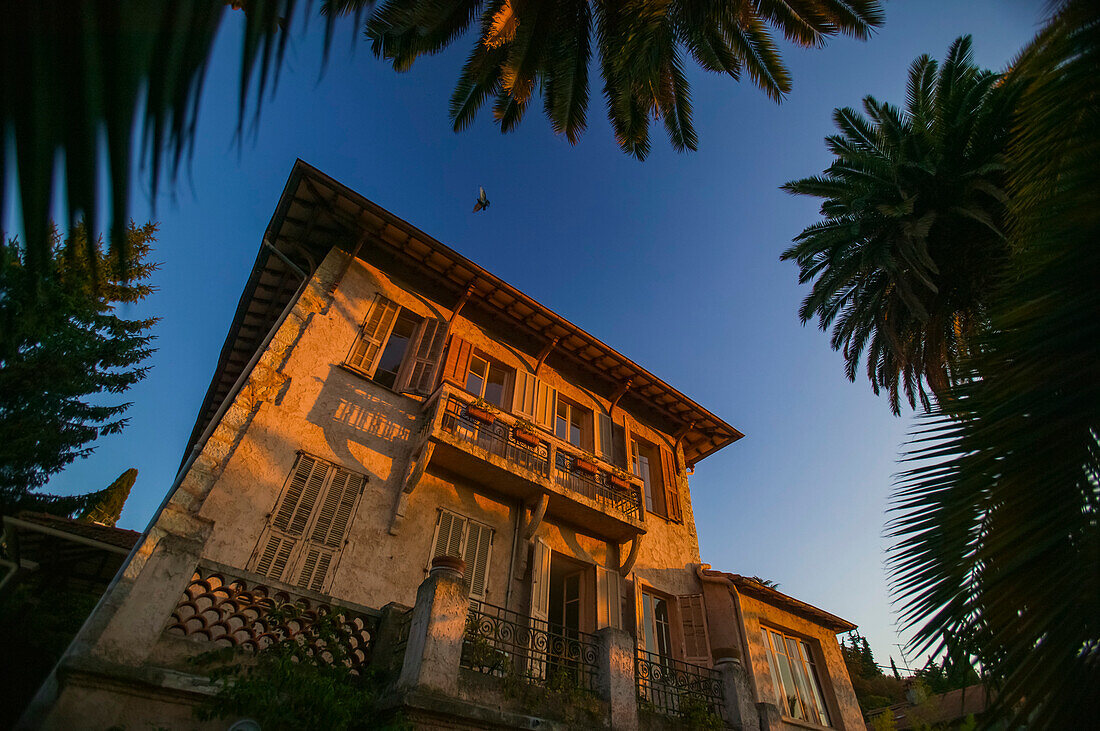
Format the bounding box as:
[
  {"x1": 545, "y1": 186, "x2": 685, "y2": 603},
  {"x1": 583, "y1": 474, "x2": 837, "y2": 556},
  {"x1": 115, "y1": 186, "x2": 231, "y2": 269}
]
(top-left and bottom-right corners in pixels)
[
  {"x1": 514, "y1": 429, "x2": 541, "y2": 447},
  {"x1": 608, "y1": 474, "x2": 632, "y2": 491},
  {"x1": 573, "y1": 458, "x2": 599, "y2": 476},
  {"x1": 467, "y1": 406, "x2": 496, "y2": 424}
]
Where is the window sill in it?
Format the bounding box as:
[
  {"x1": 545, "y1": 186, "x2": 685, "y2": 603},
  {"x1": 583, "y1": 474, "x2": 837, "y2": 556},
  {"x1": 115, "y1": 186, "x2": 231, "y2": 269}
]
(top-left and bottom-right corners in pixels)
[
  {"x1": 337, "y1": 362, "x2": 426, "y2": 403},
  {"x1": 779, "y1": 715, "x2": 831, "y2": 730}
]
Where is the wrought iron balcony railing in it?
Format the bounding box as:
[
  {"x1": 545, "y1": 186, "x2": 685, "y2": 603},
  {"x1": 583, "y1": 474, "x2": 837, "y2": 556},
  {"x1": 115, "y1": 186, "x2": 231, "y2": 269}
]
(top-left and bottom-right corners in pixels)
[
  {"x1": 636, "y1": 648, "x2": 726, "y2": 722},
  {"x1": 554, "y1": 450, "x2": 642, "y2": 520},
  {"x1": 461, "y1": 600, "x2": 600, "y2": 693},
  {"x1": 440, "y1": 396, "x2": 551, "y2": 476}
]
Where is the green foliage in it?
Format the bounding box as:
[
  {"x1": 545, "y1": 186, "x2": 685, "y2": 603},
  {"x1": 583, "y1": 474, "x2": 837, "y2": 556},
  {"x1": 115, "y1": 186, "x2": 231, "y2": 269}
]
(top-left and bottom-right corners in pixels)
[
  {"x1": 782, "y1": 36, "x2": 1018, "y2": 414},
  {"x1": 0, "y1": 223, "x2": 157, "y2": 496},
  {"x1": 358, "y1": 0, "x2": 883, "y2": 160},
  {"x1": 676, "y1": 692, "x2": 724, "y2": 730},
  {"x1": 193, "y1": 606, "x2": 407, "y2": 731},
  {"x1": 886, "y1": 3, "x2": 1100, "y2": 727},
  {"x1": 841, "y1": 633, "x2": 905, "y2": 714},
  {"x1": 78, "y1": 468, "x2": 137, "y2": 527}
]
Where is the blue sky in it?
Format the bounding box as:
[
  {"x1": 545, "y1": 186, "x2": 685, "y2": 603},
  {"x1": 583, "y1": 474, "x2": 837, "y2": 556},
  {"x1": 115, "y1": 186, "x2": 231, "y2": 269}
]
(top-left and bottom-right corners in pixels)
[{"x1": 42, "y1": 0, "x2": 1046, "y2": 671}]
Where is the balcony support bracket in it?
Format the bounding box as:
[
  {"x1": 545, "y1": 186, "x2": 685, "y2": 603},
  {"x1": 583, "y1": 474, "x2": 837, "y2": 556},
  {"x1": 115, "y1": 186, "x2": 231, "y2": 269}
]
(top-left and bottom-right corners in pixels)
[
  {"x1": 620, "y1": 533, "x2": 643, "y2": 574},
  {"x1": 389, "y1": 441, "x2": 435, "y2": 535},
  {"x1": 514, "y1": 493, "x2": 549, "y2": 579}
]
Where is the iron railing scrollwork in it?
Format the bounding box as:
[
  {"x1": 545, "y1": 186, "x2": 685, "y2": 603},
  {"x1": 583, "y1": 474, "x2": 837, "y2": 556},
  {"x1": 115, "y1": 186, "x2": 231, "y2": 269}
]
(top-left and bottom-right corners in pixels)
[
  {"x1": 461, "y1": 601, "x2": 599, "y2": 693},
  {"x1": 636, "y1": 649, "x2": 726, "y2": 721},
  {"x1": 554, "y1": 451, "x2": 642, "y2": 520},
  {"x1": 441, "y1": 397, "x2": 550, "y2": 476}
]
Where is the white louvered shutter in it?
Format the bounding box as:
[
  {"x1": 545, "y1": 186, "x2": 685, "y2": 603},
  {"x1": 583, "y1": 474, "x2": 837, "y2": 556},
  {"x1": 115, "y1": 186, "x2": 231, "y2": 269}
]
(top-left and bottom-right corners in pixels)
[
  {"x1": 254, "y1": 533, "x2": 296, "y2": 581},
  {"x1": 272, "y1": 455, "x2": 324, "y2": 534},
  {"x1": 403, "y1": 318, "x2": 446, "y2": 393},
  {"x1": 679, "y1": 594, "x2": 711, "y2": 664},
  {"x1": 533, "y1": 380, "x2": 557, "y2": 430},
  {"x1": 431, "y1": 510, "x2": 467, "y2": 563},
  {"x1": 529, "y1": 539, "x2": 552, "y2": 622},
  {"x1": 463, "y1": 522, "x2": 494, "y2": 599},
  {"x1": 347, "y1": 295, "x2": 399, "y2": 374},
  {"x1": 513, "y1": 369, "x2": 538, "y2": 420},
  {"x1": 596, "y1": 565, "x2": 623, "y2": 629},
  {"x1": 310, "y1": 468, "x2": 364, "y2": 548}
]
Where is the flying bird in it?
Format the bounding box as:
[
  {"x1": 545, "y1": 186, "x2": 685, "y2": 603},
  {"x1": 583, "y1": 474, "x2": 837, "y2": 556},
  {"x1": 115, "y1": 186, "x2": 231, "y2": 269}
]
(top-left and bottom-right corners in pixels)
[{"x1": 473, "y1": 187, "x2": 490, "y2": 213}]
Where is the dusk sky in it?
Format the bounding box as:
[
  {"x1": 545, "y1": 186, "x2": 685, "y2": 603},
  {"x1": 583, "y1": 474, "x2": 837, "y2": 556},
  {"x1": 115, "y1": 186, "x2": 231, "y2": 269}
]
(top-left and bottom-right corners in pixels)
[{"x1": 42, "y1": 0, "x2": 1046, "y2": 671}]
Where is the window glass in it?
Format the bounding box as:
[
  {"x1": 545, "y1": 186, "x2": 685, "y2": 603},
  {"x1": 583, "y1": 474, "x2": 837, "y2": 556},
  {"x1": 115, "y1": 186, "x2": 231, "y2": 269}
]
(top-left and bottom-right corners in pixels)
[
  {"x1": 555, "y1": 397, "x2": 592, "y2": 450},
  {"x1": 466, "y1": 355, "x2": 487, "y2": 396},
  {"x1": 374, "y1": 311, "x2": 420, "y2": 388},
  {"x1": 634, "y1": 445, "x2": 653, "y2": 511},
  {"x1": 642, "y1": 592, "x2": 673, "y2": 659},
  {"x1": 484, "y1": 362, "x2": 509, "y2": 408},
  {"x1": 762, "y1": 628, "x2": 832, "y2": 727}
]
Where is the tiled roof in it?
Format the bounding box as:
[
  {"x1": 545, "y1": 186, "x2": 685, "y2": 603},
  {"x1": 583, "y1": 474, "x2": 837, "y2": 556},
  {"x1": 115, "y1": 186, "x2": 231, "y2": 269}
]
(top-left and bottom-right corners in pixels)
[{"x1": 13, "y1": 511, "x2": 141, "y2": 550}]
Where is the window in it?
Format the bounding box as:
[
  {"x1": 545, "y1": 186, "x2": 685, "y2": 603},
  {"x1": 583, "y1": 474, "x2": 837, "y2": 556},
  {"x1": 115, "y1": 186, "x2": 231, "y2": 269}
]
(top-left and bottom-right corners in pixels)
[
  {"x1": 250, "y1": 453, "x2": 366, "y2": 593},
  {"x1": 631, "y1": 437, "x2": 683, "y2": 523},
  {"x1": 346, "y1": 294, "x2": 445, "y2": 394},
  {"x1": 641, "y1": 591, "x2": 673, "y2": 659},
  {"x1": 761, "y1": 628, "x2": 832, "y2": 727},
  {"x1": 556, "y1": 396, "x2": 593, "y2": 452},
  {"x1": 373, "y1": 309, "x2": 421, "y2": 389},
  {"x1": 598, "y1": 413, "x2": 628, "y2": 469},
  {"x1": 465, "y1": 353, "x2": 512, "y2": 409},
  {"x1": 632, "y1": 438, "x2": 664, "y2": 515},
  {"x1": 428, "y1": 509, "x2": 494, "y2": 600}
]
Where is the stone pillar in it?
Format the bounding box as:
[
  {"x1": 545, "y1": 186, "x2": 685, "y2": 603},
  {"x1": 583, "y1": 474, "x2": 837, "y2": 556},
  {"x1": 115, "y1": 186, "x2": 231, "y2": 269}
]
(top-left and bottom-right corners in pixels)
[
  {"x1": 397, "y1": 558, "x2": 470, "y2": 696},
  {"x1": 756, "y1": 701, "x2": 782, "y2": 731},
  {"x1": 596, "y1": 627, "x2": 638, "y2": 731},
  {"x1": 715, "y1": 658, "x2": 760, "y2": 731}
]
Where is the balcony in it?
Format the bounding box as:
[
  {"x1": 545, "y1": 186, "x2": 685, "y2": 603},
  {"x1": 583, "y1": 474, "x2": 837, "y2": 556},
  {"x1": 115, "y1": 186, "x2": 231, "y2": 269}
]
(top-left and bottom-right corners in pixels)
[{"x1": 423, "y1": 384, "x2": 645, "y2": 541}]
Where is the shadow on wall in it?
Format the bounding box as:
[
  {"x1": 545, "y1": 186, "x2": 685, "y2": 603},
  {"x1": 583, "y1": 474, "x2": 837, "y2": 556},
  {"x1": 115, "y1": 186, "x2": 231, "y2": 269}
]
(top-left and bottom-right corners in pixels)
[{"x1": 307, "y1": 365, "x2": 420, "y2": 472}]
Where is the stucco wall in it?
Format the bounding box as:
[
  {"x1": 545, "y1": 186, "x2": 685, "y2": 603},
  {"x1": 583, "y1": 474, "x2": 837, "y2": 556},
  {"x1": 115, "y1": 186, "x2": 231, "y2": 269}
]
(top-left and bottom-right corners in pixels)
[{"x1": 177, "y1": 250, "x2": 705, "y2": 624}]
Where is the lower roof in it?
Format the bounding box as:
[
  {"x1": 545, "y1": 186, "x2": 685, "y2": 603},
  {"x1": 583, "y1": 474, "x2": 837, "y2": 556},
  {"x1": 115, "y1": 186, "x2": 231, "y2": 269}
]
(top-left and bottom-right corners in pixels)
[{"x1": 703, "y1": 567, "x2": 857, "y2": 633}]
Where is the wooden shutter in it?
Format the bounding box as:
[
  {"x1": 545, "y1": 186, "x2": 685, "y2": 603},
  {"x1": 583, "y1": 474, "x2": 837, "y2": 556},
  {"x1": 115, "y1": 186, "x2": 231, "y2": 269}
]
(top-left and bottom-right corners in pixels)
[
  {"x1": 513, "y1": 369, "x2": 538, "y2": 420},
  {"x1": 402, "y1": 318, "x2": 446, "y2": 393},
  {"x1": 309, "y1": 468, "x2": 364, "y2": 547},
  {"x1": 255, "y1": 533, "x2": 296, "y2": 581},
  {"x1": 272, "y1": 455, "x2": 325, "y2": 534},
  {"x1": 347, "y1": 295, "x2": 399, "y2": 374},
  {"x1": 463, "y1": 521, "x2": 494, "y2": 599},
  {"x1": 529, "y1": 539, "x2": 552, "y2": 622},
  {"x1": 679, "y1": 594, "x2": 711, "y2": 664},
  {"x1": 533, "y1": 380, "x2": 557, "y2": 430},
  {"x1": 598, "y1": 413, "x2": 614, "y2": 463},
  {"x1": 441, "y1": 335, "x2": 473, "y2": 387},
  {"x1": 659, "y1": 445, "x2": 683, "y2": 522},
  {"x1": 431, "y1": 510, "x2": 466, "y2": 563},
  {"x1": 596, "y1": 565, "x2": 622, "y2": 629},
  {"x1": 297, "y1": 546, "x2": 335, "y2": 592}
]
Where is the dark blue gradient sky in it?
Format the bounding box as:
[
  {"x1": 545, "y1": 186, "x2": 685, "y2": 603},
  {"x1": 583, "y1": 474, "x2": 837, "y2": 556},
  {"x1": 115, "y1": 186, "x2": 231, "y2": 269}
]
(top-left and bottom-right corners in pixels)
[{"x1": 42, "y1": 0, "x2": 1045, "y2": 669}]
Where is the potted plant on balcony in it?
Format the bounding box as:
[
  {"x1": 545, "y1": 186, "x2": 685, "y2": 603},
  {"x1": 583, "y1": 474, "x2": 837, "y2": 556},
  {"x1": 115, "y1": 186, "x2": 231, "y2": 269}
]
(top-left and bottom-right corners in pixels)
[
  {"x1": 573, "y1": 456, "x2": 599, "y2": 476},
  {"x1": 467, "y1": 398, "x2": 496, "y2": 425},
  {"x1": 513, "y1": 418, "x2": 541, "y2": 447},
  {"x1": 607, "y1": 466, "x2": 633, "y2": 491}
]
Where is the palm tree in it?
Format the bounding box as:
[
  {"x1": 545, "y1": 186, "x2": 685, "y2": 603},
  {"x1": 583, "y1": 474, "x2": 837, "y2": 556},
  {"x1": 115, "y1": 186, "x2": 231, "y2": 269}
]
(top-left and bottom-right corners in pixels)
[
  {"x1": 889, "y1": 2, "x2": 1099, "y2": 726},
  {"x1": 3, "y1": 1, "x2": 882, "y2": 281},
  {"x1": 781, "y1": 36, "x2": 1017, "y2": 414},
  {"x1": 361, "y1": 0, "x2": 884, "y2": 160}
]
